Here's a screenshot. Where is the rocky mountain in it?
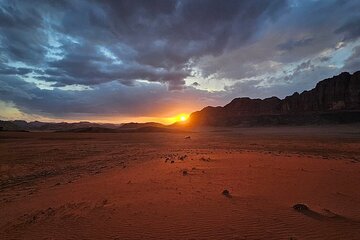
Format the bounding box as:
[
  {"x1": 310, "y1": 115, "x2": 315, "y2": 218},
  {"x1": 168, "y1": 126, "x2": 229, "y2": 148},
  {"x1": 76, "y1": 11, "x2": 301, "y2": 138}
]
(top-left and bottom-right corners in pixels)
[
  {"x1": 119, "y1": 122, "x2": 165, "y2": 129},
  {"x1": 57, "y1": 127, "x2": 119, "y2": 133},
  {"x1": 0, "y1": 121, "x2": 121, "y2": 131},
  {"x1": 0, "y1": 121, "x2": 25, "y2": 131},
  {"x1": 188, "y1": 71, "x2": 360, "y2": 126}
]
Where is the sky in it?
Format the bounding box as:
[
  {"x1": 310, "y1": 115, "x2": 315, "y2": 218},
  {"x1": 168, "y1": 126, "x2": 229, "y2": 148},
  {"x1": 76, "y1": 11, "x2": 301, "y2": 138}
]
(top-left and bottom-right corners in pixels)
[{"x1": 0, "y1": 0, "x2": 360, "y2": 124}]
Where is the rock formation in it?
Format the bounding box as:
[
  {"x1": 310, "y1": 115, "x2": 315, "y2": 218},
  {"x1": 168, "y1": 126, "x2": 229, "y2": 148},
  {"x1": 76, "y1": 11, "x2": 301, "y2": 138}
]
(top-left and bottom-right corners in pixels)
[{"x1": 188, "y1": 71, "x2": 360, "y2": 126}]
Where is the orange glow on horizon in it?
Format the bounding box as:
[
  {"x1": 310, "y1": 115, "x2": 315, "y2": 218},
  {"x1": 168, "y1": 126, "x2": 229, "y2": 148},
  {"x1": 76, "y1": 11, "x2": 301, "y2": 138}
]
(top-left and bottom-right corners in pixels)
[
  {"x1": 88, "y1": 113, "x2": 191, "y2": 125},
  {"x1": 2, "y1": 106, "x2": 193, "y2": 125},
  {"x1": 173, "y1": 114, "x2": 189, "y2": 123},
  {"x1": 2, "y1": 98, "x2": 197, "y2": 125}
]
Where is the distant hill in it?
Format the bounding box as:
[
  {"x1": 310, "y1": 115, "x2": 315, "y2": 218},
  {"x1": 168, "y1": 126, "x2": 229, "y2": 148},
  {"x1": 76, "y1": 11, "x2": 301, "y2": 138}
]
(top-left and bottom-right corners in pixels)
[
  {"x1": 0, "y1": 121, "x2": 121, "y2": 132},
  {"x1": 119, "y1": 122, "x2": 165, "y2": 129},
  {"x1": 129, "y1": 126, "x2": 184, "y2": 133},
  {"x1": 56, "y1": 127, "x2": 119, "y2": 133},
  {"x1": 0, "y1": 120, "x2": 26, "y2": 131},
  {"x1": 57, "y1": 126, "x2": 183, "y2": 133},
  {"x1": 0, "y1": 120, "x2": 172, "y2": 133},
  {"x1": 37, "y1": 121, "x2": 120, "y2": 131},
  {"x1": 188, "y1": 71, "x2": 360, "y2": 126}
]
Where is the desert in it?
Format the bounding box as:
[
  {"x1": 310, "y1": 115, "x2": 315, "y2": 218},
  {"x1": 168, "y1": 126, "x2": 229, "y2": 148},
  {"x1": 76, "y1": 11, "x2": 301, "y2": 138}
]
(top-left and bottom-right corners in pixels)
[
  {"x1": 1, "y1": 1, "x2": 360, "y2": 239},
  {"x1": 1, "y1": 126, "x2": 360, "y2": 239}
]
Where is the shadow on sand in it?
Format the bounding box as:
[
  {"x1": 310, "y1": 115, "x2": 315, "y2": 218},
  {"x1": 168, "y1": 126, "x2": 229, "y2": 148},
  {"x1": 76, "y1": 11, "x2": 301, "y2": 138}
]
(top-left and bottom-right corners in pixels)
[{"x1": 294, "y1": 206, "x2": 351, "y2": 222}]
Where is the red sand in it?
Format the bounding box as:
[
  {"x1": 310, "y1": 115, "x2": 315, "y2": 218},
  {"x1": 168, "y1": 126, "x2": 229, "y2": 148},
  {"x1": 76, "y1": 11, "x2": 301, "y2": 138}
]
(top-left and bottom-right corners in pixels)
[{"x1": 1, "y1": 126, "x2": 360, "y2": 239}]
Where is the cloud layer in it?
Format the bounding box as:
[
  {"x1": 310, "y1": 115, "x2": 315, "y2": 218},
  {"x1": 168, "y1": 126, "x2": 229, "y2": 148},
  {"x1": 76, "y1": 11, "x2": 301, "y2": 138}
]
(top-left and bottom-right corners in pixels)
[{"x1": 0, "y1": 0, "x2": 360, "y2": 122}]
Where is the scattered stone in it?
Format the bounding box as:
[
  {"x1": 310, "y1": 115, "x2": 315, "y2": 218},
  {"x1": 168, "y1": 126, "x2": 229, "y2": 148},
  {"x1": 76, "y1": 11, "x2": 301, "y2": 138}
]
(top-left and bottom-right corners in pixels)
[
  {"x1": 184, "y1": 136, "x2": 191, "y2": 139},
  {"x1": 200, "y1": 157, "x2": 211, "y2": 162},
  {"x1": 222, "y1": 189, "x2": 231, "y2": 197},
  {"x1": 179, "y1": 155, "x2": 187, "y2": 160},
  {"x1": 182, "y1": 170, "x2": 188, "y2": 176},
  {"x1": 293, "y1": 203, "x2": 309, "y2": 211},
  {"x1": 171, "y1": 160, "x2": 175, "y2": 164}
]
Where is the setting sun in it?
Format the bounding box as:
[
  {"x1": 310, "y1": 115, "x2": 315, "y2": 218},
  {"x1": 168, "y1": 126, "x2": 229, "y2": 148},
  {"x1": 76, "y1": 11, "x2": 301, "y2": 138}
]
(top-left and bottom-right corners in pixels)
[{"x1": 174, "y1": 114, "x2": 189, "y2": 123}]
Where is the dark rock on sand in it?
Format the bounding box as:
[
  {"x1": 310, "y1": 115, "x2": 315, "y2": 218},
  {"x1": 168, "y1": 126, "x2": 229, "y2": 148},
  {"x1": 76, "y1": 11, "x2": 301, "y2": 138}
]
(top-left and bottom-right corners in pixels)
[
  {"x1": 293, "y1": 203, "x2": 309, "y2": 211},
  {"x1": 222, "y1": 189, "x2": 231, "y2": 197}
]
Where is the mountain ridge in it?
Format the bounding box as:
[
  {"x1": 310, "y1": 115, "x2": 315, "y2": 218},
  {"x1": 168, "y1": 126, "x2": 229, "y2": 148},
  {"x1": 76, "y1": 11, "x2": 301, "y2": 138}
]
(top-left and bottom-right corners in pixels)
[{"x1": 188, "y1": 71, "x2": 360, "y2": 126}]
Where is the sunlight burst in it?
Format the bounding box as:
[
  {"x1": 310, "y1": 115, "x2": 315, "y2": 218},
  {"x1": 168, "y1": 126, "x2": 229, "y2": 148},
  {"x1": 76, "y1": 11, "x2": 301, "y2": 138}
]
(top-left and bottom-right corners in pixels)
[{"x1": 176, "y1": 114, "x2": 189, "y2": 122}]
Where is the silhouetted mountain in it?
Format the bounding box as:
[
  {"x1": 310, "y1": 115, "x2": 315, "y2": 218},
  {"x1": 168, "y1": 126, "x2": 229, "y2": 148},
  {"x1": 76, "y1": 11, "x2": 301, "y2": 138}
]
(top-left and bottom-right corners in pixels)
[
  {"x1": 188, "y1": 71, "x2": 360, "y2": 126},
  {"x1": 129, "y1": 126, "x2": 184, "y2": 133},
  {"x1": 0, "y1": 120, "x2": 173, "y2": 133},
  {"x1": 58, "y1": 126, "x2": 184, "y2": 133},
  {"x1": 119, "y1": 122, "x2": 165, "y2": 129},
  {"x1": 57, "y1": 127, "x2": 118, "y2": 133},
  {"x1": 0, "y1": 121, "x2": 26, "y2": 131},
  {"x1": 0, "y1": 121, "x2": 121, "y2": 131}
]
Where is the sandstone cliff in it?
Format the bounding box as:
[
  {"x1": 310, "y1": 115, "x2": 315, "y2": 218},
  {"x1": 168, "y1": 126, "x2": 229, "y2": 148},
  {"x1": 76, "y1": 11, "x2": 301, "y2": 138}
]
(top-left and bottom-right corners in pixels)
[{"x1": 189, "y1": 71, "x2": 360, "y2": 126}]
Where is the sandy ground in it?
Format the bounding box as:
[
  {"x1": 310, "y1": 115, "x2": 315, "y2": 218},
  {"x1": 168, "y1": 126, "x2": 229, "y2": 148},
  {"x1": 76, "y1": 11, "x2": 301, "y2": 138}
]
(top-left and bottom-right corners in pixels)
[{"x1": 1, "y1": 126, "x2": 360, "y2": 239}]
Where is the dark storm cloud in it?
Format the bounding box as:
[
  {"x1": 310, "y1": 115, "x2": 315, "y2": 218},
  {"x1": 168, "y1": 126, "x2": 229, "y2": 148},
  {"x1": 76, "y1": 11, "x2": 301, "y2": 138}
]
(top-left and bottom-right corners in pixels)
[
  {"x1": 294, "y1": 60, "x2": 314, "y2": 72},
  {"x1": 342, "y1": 46, "x2": 360, "y2": 73},
  {"x1": 335, "y1": 17, "x2": 360, "y2": 41},
  {"x1": 224, "y1": 64, "x2": 341, "y2": 100},
  {"x1": 0, "y1": 1, "x2": 48, "y2": 64},
  {"x1": 281, "y1": 60, "x2": 315, "y2": 83},
  {"x1": 319, "y1": 56, "x2": 331, "y2": 62},
  {"x1": 0, "y1": 63, "x2": 32, "y2": 75},
  {"x1": 0, "y1": 0, "x2": 288, "y2": 89},
  {"x1": 193, "y1": 0, "x2": 360, "y2": 87},
  {"x1": 0, "y1": 75, "x2": 222, "y2": 118},
  {"x1": 277, "y1": 37, "x2": 314, "y2": 51}
]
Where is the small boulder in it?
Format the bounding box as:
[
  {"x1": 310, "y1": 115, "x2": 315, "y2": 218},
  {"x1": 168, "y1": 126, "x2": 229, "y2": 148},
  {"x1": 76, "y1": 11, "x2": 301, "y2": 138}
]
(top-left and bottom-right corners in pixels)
[
  {"x1": 293, "y1": 203, "x2": 309, "y2": 211},
  {"x1": 222, "y1": 189, "x2": 231, "y2": 197}
]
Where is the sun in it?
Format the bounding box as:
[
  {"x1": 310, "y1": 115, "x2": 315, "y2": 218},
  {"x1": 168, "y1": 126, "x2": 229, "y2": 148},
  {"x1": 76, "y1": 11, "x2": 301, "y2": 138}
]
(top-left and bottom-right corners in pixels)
[
  {"x1": 176, "y1": 114, "x2": 188, "y2": 123},
  {"x1": 171, "y1": 114, "x2": 189, "y2": 123}
]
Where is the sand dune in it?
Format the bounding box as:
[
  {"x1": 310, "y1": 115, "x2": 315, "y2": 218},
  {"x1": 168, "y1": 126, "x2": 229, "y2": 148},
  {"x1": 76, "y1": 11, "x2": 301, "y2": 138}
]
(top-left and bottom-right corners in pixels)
[{"x1": 1, "y1": 126, "x2": 360, "y2": 239}]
